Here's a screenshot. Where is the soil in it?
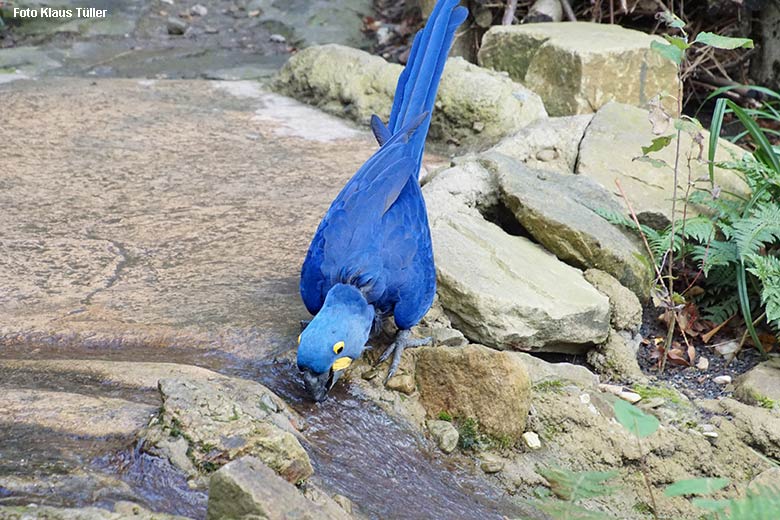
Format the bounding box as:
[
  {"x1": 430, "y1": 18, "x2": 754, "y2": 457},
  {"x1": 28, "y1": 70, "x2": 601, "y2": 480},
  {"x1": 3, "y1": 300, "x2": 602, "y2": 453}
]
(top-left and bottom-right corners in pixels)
[{"x1": 638, "y1": 302, "x2": 763, "y2": 401}]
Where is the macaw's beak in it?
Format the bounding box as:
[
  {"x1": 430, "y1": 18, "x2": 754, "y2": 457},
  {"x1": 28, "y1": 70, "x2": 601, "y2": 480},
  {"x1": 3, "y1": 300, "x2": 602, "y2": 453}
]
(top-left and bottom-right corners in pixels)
[{"x1": 301, "y1": 367, "x2": 344, "y2": 402}]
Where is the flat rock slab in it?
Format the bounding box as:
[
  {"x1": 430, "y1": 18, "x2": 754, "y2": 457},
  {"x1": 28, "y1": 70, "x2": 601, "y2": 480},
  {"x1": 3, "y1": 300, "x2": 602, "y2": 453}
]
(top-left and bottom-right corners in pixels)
[
  {"x1": 577, "y1": 101, "x2": 750, "y2": 227},
  {"x1": 0, "y1": 77, "x2": 378, "y2": 362},
  {"x1": 478, "y1": 22, "x2": 678, "y2": 116}
]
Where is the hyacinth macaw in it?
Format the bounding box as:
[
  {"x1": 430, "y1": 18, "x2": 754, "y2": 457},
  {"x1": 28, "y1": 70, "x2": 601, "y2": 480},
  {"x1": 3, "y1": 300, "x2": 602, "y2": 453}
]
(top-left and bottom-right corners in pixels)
[{"x1": 296, "y1": 0, "x2": 467, "y2": 402}]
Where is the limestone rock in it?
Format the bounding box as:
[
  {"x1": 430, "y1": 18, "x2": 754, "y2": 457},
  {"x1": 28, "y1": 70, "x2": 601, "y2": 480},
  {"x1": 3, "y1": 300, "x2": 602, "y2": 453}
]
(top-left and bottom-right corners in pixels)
[
  {"x1": 576, "y1": 102, "x2": 750, "y2": 228},
  {"x1": 275, "y1": 45, "x2": 546, "y2": 149},
  {"x1": 701, "y1": 398, "x2": 780, "y2": 460},
  {"x1": 427, "y1": 419, "x2": 460, "y2": 453},
  {"x1": 151, "y1": 377, "x2": 312, "y2": 483},
  {"x1": 0, "y1": 504, "x2": 188, "y2": 520},
  {"x1": 478, "y1": 23, "x2": 679, "y2": 116},
  {"x1": 424, "y1": 160, "x2": 611, "y2": 351},
  {"x1": 206, "y1": 456, "x2": 350, "y2": 520},
  {"x1": 485, "y1": 153, "x2": 653, "y2": 296},
  {"x1": 415, "y1": 345, "x2": 532, "y2": 440},
  {"x1": 587, "y1": 330, "x2": 646, "y2": 383},
  {"x1": 584, "y1": 269, "x2": 643, "y2": 332},
  {"x1": 734, "y1": 358, "x2": 780, "y2": 408},
  {"x1": 490, "y1": 115, "x2": 593, "y2": 173},
  {"x1": 748, "y1": 467, "x2": 780, "y2": 494},
  {"x1": 512, "y1": 351, "x2": 599, "y2": 390}
]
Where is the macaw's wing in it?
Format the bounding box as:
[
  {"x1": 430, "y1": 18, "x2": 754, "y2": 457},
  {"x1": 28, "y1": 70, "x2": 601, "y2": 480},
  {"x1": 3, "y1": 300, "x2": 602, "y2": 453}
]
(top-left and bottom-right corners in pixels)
[{"x1": 300, "y1": 114, "x2": 427, "y2": 315}]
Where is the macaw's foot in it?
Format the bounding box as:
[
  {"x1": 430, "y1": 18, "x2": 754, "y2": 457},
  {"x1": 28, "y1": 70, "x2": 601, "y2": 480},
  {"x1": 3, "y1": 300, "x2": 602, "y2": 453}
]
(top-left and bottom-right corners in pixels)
[{"x1": 377, "y1": 329, "x2": 431, "y2": 384}]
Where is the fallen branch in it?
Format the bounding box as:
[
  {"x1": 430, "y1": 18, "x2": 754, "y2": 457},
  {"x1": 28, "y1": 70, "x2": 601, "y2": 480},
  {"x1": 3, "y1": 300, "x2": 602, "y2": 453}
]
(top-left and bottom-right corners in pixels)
[{"x1": 503, "y1": 0, "x2": 519, "y2": 24}]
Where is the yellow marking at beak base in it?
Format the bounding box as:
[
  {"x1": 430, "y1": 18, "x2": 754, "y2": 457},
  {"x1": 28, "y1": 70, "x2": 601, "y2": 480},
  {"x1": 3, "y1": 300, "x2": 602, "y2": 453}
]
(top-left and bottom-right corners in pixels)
[{"x1": 332, "y1": 357, "x2": 352, "y2": 371}]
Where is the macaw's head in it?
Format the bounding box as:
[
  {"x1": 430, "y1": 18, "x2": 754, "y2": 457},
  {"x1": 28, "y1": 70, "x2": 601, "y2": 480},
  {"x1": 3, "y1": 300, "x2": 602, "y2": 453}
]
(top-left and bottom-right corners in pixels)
[{"x1": 296, "y1": 284, "x2": 374, "y2": 402}]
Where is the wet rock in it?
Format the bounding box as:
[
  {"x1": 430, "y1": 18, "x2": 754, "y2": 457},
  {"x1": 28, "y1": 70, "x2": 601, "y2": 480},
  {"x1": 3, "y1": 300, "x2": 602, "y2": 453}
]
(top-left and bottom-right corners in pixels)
[
  {"x1": 166, "y1": 17, "x2": 188, "y2": 35},
  {"x1": 275, "y1": 45, "x2": 545, "y2": 149},
  {"x1": 587, "y1": 330, "x2": 647, "y2": 383},
  {"x1": 423, "y1": 159, "x2": 611, "y2": 352},
  {"x1": 148, "y1": 376, "x2": 312, "y2": 483},
  {"x1": 734, "y1": 358, "x2": 780, "y2": 408},
  {"x1": 427, "y1": 419, "x2": 459, "y2": 453},
  {"x1": 477, "y1": 22, "x2": 678, "y2": 116},
  {"x1": 576, "y1": 102, "x2": 750, "y2": 228},
  {"x1": 490, "y1": 115, "x2": 593, "y2": 173},
  {"x1": 513, "y1": 351, "x2": 599, "y2": 390},
  {"x1": 485, "y1": 153, "x2": 652, "y2": 296},
  {"x1": 0, "y1": 504, "x2": 188, "y2": 519},
  {"x1": 331, "y1": 495, "x2": 354, "y2": 514},
  {"x1": 415, "y1": 345, "x2": 532, "y2": 440},
  {"x1": 583, "y1": 269, "x2": 643, "y2": 332},
  {"x1": 206, "y1": 456, "x2": 350, "y2": 520},
  {"x1": 190, "y1": 4, "x2": 207, "y2": 16}
]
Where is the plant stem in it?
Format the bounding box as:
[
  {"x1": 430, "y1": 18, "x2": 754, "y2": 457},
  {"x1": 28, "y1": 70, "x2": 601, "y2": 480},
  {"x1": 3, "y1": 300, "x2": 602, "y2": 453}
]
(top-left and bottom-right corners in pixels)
[{"x1": 634, "y1": 419, "x2": 659, "y2": 520}]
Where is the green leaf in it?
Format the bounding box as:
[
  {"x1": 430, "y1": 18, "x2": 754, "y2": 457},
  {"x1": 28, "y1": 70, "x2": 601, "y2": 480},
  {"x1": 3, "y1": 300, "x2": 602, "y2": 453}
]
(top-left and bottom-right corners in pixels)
[
  {"x1": 664, "y1": 477, "x2": 730, "y2": 497},
  {"x1": 709, "y1": 98, "x2": 727, "y2": 187},
  {"x1": 537, "y1": 467, "x2": 619, "y2": 501},
  {"x1": 613, "y1": 400, "x2": 659, "y2": 438},
  {"x1": 651, "y1": 41, "x2": 683, "y2": 65},
  {"x1": 664, "y1": 35, "x2": 690, "y2": 50},
  {"x1": 693, "y1": 32, "x2": 754, "y2": 50},
  {"x1": 634, "y1": 155, "x2": 671, "y2": 169},
  {"x1": 658, "y1": 10, "x2": 686, "y2": 29},
  {"x1": 691, "y1": 497, "x2": 730, "y2": 512},
  {"x1": 674, "y1": 117, "x2": 703, "y2": 134},
  {"x1": 642, "y1": 135, "x2": 674, "y2": 154}
]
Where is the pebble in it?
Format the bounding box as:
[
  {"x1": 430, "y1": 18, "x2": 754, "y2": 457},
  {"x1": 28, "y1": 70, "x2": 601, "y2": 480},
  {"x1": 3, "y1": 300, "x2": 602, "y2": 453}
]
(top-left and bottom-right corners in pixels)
[
  {"x1": 166, "y1": 17, "x2": 188, "y2": 35},
  {"x1": 204, "y1": 26, "x2": 219, "y2": 34},
  {"x1": 536, "y1": 148, "x2": 559, "y2": 162},
  {"x1": 472, "y1": 121, "x2": 485, "y2": 132},
  {"x1": 159, "y1": 0, "x2": 173, "y2": 4},
  {"x1": 696, "y1": 356, "x2": 709, "y2": 371},
  {"x1": 713, "y1": 375, "x2": 732, "y2": 385},
  {"x1": 332, "y1": 494, "x2": 353, "y2": 514},
  {"x1": 618, "y1": 391, "x2": 642, "y2": 404},
  {"x1": 480, "y1": 454, "x2": 504, "y2": 474},
  {"x1": 522, "y1": 431, "x2": 542, "y2": 450},
  {"x1": 269, "y1": 34, "x2": 287, "y2": 44},
  {"x1": 191, "y1": 4, "x2": 207, "y2": 16},
  {"x1": 701, "y1": 424, "x2": 718, "y2": 438},
  {"x1": 579, "y1": 393, "x2": 591, "y2": 405},
  {"x1": 427, "y1": 420, "x2": 459, "y2": 454},
  {"x1": 599, "y1": 383, "x2": 623, "y2": 396}
]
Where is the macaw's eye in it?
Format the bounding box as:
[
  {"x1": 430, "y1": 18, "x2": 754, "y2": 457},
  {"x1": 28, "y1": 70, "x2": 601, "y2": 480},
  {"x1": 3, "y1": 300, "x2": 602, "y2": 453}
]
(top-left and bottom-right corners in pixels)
[{"x1": 333, "y1": 341, "x2": 345, "y2": 354}]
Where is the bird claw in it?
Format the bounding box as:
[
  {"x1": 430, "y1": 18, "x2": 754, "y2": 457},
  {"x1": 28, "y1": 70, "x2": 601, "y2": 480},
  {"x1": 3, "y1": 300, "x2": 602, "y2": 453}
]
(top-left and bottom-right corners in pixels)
[{"x1": 378, "y1": 329, "x2": 432, "y2": 384}]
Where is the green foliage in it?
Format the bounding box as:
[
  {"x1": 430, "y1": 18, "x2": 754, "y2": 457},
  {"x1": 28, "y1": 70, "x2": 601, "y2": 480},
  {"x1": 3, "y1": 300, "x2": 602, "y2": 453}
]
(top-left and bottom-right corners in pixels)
[
  {"x1": 664, "y1": 477, "x2": 730, "y2": 497},
  {"x1": 533, "y1": 379, "x2": 566, "y2": 393},
  {"x1": 613, "y1": 400, "x2": 660, "y2": 438},
  {"x1": 530, "y1": 467, "x2": 619, "y2": 520},
  {"x1": 692, "y1": 32, "x2": 754, "y2": 50},
  {"x1": 631, "y1": 384, "x2": 682, "y2": 404},
  {"x1": 693, "y1": 486, "x2": 780, "y2": 520},
  {"x1": 437, "y1": 410, "x2": 452, "y2": 421},
  {"x1": 457, "y1": 417, "x2": 479, "y2": 450}
]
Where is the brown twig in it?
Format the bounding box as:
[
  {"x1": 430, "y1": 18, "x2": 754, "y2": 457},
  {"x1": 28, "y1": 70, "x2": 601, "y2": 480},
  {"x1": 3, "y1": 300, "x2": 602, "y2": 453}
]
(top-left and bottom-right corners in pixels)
[
  {"x1": 502, "y1": 0, "x2": 519, "y2": 24},
  {"x1": 729, "y1": 311, "x2": 767, "y2": 363}
]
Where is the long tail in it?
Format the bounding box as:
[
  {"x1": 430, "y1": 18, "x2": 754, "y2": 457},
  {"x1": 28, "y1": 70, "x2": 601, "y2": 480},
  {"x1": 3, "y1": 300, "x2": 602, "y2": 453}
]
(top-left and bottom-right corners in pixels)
[{"x1": 370, "y1": 0, "x2": 467, "y2": 166}]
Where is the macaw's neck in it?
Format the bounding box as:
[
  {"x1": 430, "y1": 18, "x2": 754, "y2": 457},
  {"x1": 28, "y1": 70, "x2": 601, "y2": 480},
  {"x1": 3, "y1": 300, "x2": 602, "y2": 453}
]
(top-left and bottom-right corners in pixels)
[{"x1": 317, "y1": 284, "x2": 375, "y2": 348}]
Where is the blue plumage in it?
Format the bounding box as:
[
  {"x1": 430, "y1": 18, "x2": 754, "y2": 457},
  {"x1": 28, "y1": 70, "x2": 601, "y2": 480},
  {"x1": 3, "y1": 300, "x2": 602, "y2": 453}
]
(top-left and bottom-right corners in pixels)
[{"x1": 297, "y1": 0, "x2": 467, "y2": 401}]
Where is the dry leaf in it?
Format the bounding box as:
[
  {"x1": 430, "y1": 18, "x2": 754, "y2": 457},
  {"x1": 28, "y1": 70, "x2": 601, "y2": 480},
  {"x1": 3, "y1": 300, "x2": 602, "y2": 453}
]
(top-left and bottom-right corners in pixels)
[
  {"x1": 648, "y1": 97, "x2": 673, "y2": 135},
  {"x1": 667, "y1": 348, "x2": 691, "y2": 366},
  {"x1": 714, "y1": 340, "x2": 740, "y2": 362}
]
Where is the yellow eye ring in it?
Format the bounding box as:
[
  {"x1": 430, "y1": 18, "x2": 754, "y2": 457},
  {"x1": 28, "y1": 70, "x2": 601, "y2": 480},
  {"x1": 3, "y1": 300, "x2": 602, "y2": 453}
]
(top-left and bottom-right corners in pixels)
[{"x1": 333, "y1": 341, "x2": 345, "y2": 354}]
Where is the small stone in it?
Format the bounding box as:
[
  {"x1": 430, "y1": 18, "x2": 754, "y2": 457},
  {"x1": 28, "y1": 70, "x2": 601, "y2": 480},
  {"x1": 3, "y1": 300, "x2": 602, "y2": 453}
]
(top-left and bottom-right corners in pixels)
[
  {"x1": 579, "y1": 393, "x2": 591, "y2": 404},
  {"x1": 700, "y1": 424, "x2": 718, "y2": 438},
  {"x1": 160, "y1": 0, "x2": 173, "y2": 4},
  {"x1": 473, "y1": 121, "x2": 485, "y2": 132},
  {"x1": 270, "y1": 34, "x2": 287, "y2": 44},
  {"x1": 248, "y1": 10, "x2": 261, "y2": 17},
  {"x1": 599, "y1": 383, "x2": 623, "y2": 396},
  {"x1": 522, "y1": 431, "x2": 542, "y2": 450},
  {"x1": 696, "y1": 356, "x2": 709, "y2": 371},
  {"x1": 535, "y1": 148, "x2": 558, "y2": 162},
  {"x1": 427, "y1": 420, "x2": 459, "y2": 454},
  {"x1": 702, "y1": 431, "x2": 719, "y2": 439},
  {"x1": 332, "y1": 494, "x2": 353, "y2": 514},
  {"x1": 205, "y1": 26, "x2": 219, "y2": 34},
  {"x1": 480, "y1": 454, "x2": 505, "y2": 474},
  {"x1": 619, "y1": 391, "x2": 642, "y2": 404},
  {"x1": 166, "y1": 17, "x2": 188, "y2": 35},
  {"x1": 191, "y1": 4, "x2": 207, "y2": 16},
  {"x1": 714, "y1": 375, "x2": 732, "y2": 385}
]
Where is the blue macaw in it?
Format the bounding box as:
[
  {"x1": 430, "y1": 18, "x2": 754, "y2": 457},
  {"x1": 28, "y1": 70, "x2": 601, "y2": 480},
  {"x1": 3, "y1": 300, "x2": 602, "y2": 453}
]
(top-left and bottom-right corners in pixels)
[{"x1": 296, "y1": 0, "x2": 467, "y2": 402}]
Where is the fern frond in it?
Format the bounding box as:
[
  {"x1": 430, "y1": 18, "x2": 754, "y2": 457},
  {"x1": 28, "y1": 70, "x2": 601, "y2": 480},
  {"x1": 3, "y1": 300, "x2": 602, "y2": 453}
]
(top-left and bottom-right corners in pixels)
[
  {"x1": 693, "y1": 240, "x2": 739, "y2": 276},
  {"x1": 733, "y1": 205, "x2": 780, "y2": 258},
  {"x1": 745, "y1": 254, "x2": 780, "y2": 328}
]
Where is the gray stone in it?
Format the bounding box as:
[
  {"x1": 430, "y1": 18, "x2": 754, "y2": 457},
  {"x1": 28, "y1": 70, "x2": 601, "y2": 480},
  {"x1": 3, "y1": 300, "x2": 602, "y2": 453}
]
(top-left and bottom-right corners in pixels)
[
  {"x1": 484, "y1": 153, "x2": 653, "y2": 297},
  {"x1": 700, "y1": 398, "x2": 780, "y2": 460},
  {"x1": 478, "y1": 23, "x2": 679, "y2": 116},
  {"x1": 166, "y1": 17, "x2": 188, "y2": 35},
  {"x1": 480, "y1": 453, "x2": 505, "y2": 473},
  {"x1": 206, "y1": 456, "x2": 350, "y2": 520},
  {"x1": 576, "y1": 102, "x2": 751, "y2": 228},
  {"x1": 587, "y1": 330, "x2": 646, "y2": 383},
  {"x1": 274, "y1": 45, "x2": 546, "y2": 150},
  {"x1": 427, "y1": 420, "x2": 460, "y2": 453},
  {"x1": 734, "y1": 358, "x2": 780, "y2": 409},
  {"x1": 512, "y1": 351, "x2": 599, "y2": 390},
  {"x1": 424, "y1": 159, "x2": 611, "y2": 351},
  {"x1": 584, "y1": 269, "x2": 643, "y2": 332},
  {"x1": 490, "y1": 115, "x2": 593, "y2": 173}
]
